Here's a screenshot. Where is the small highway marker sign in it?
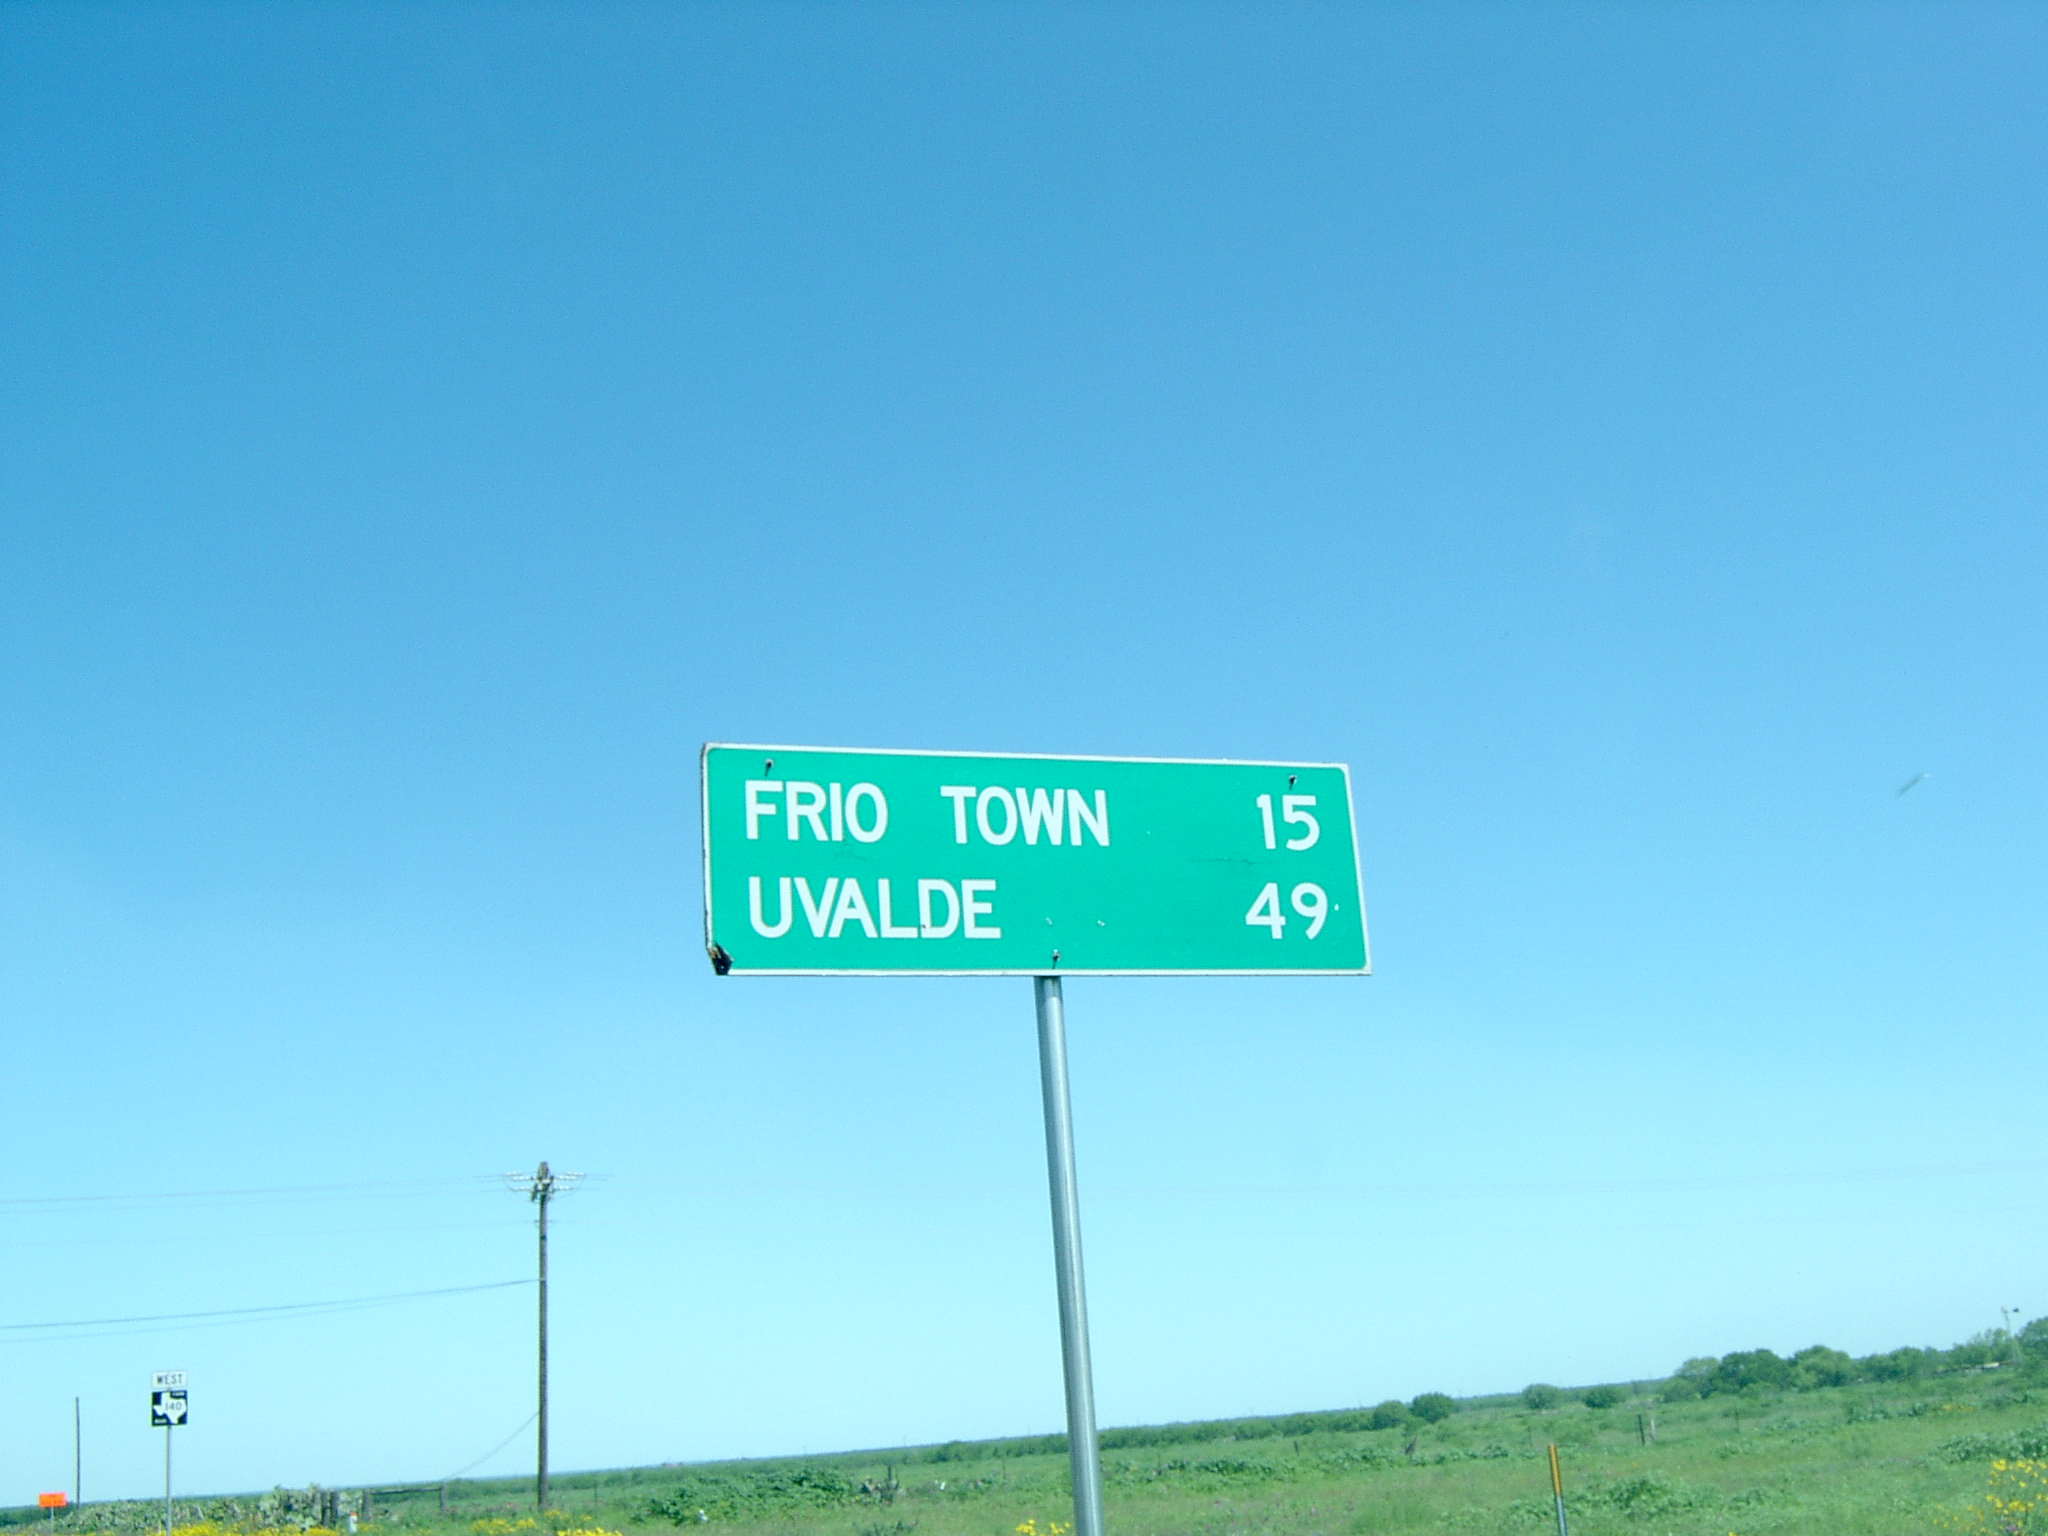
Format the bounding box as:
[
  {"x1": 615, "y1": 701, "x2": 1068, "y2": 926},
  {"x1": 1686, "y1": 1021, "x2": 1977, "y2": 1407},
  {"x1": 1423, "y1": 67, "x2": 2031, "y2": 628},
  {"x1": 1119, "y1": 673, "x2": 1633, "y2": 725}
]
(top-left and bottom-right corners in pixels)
[
  {"x1": 701, "y1": 744, "x2": 1369, "y2": 976},
  {"x1": 151, "y1": 1372, "x2": 186, "y2": 1391},
  {"x1": 149, "y1": 1391, "x2": 187, "y2": 1427}
]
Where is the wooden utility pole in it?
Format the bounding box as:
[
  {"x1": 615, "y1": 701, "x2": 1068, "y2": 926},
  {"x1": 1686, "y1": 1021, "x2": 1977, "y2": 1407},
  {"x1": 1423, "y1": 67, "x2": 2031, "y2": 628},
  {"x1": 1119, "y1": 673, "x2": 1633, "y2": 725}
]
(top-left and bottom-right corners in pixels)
[
  {"x1": 508, "y1": 1162, "x2": 581, "y2": 1510},
  {"x1": 538, "y1": 1162, "x2": 550, "y2": 1511}
]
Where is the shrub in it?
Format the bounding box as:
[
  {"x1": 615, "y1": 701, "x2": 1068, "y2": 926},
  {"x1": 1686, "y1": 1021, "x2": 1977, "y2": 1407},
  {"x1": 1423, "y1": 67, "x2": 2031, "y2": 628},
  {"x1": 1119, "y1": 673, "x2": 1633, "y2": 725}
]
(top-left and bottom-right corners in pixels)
[
  {"x1": 1367, "y1": 1401, "x2": 1408, "y2": 1431},
  {"x1": 1523, "y1": 1384, "x2": 1562, "y2": 1411},
  {"x1": 649, "y1": 1467, "x2": 859, "y2": 1523},
  {"x1": 1933, "y1": 1422, "x2": 2048, "y2": 1464},
  {"x1": 1596, "y1": 1473, "x2": 1706, "y2": 1517},
  {"x1": 1705, "y1": 1350, "x2": 1792, "y2": 1396},
  {"x1": 1659, "y1": 1375, "x2": 1700, "y2": 1403},
  {"x1": 1791, "y1": 1346, "x2": 1856, "y2": 1390},
  {"x1": 1409, "y1": 1393, "x2": 1456, "y2": 1424},
  {"x1": 1582, "y1": 1385, "x2": 1626, "y2": 1410}
]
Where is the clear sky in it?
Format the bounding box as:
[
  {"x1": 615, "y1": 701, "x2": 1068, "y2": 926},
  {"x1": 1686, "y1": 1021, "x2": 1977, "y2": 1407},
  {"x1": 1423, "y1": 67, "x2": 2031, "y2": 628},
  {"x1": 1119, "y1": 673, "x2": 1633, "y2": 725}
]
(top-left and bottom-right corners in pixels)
[{"x1": 4, "y1": 0, "x2": 2046, "y2": 1509}]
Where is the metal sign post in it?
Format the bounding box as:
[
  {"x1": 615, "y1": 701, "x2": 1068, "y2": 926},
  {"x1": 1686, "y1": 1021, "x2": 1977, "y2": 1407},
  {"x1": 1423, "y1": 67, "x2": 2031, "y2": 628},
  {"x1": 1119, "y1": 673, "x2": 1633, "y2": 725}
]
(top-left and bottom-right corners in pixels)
[
  {"x1": 1034, "y1": 977, "x2": 1103, "y2": 1536},
  {"x1": 701, "y1": 744, "x2": 1372, "y2": 1536},
  {"x1": 1548, "y1": 1443, "x2": 1569, "y2": 1536},
  {"x1": 151, "y1": 1373, "x2": 187, "y2": 1536}
]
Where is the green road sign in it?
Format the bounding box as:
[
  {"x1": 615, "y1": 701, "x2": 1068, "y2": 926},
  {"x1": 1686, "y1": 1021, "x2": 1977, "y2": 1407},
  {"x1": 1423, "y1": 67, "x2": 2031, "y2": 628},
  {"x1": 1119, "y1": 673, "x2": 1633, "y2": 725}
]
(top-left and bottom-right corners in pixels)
[{"x1": 701, "y1": 744, "x2": 1369, "y2": 976}]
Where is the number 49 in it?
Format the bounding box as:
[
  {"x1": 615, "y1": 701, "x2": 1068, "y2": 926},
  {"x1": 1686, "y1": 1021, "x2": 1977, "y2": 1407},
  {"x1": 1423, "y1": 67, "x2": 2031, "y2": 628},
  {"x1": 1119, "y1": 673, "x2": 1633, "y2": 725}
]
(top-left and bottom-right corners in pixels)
[{"x1": 1246, "y1": 882, "x2": 1328, "y2": 939}]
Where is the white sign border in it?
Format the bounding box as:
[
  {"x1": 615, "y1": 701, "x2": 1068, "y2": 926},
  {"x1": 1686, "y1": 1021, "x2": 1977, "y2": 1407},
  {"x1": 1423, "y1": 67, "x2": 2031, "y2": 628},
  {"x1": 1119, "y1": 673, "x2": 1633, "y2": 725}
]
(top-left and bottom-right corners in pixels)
[{"x1": 700, "y1": 742, "x2": 1371, "y2": 978}]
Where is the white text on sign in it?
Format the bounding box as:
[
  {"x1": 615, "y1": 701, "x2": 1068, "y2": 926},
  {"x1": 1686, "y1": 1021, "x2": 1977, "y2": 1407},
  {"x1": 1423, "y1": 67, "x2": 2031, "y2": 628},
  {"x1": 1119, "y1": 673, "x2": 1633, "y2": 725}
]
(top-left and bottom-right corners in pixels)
[
  {"x1": 742, "y1": 781, "x2": 1113, "y2": 848},
  {"x1": 744, "y1": 781, "x2": 890, "y2": 842},
  {"x1": 939, "y1": 786, "x2": 1109, "y2": 845},
  {"x1": 749, "y1": 876, "x2": 1002, "y2": 939},
  {"x1": 1244, "y1": 882, "x2": 1329, "y2": 938},
  {"x1": 1254, "y1": 794, "x2": 1319, "y2": 850}
]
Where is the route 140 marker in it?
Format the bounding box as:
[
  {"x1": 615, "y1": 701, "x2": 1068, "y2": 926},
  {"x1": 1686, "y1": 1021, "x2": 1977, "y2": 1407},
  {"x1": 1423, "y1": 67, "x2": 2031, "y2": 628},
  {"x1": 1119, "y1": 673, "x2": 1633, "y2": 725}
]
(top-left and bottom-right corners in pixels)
[
  {"x1": 151, "y1": 1373, "x2": 187, "y2": 1536},
  {"x1": 700, "y1": 744, "x2": 1371, "y2": 1536}
]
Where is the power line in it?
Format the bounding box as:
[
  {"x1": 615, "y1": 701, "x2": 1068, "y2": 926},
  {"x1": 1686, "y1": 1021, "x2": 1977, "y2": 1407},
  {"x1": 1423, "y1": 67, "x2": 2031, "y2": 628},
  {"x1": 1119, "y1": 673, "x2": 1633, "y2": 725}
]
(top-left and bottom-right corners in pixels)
[
  {"x1": 0, "y1": 1279, "x2": 533, "y2": 1341},
  {"x1": 443, "y1": 1413, "x2": 539, "y2": 1481},
  {"x1": 1091, "y1": 1156, "x2": 2048, "y2": 1201},
  {"x1": 619, "y1": 1156, "x2": 2048, "y2": 1200},
  {"x1": 0, "y1": 1176, "x2": 505, "y2": 1210},
  {"x1": 3, "y1": 1217, "x2": 543, "y2": 1255}
]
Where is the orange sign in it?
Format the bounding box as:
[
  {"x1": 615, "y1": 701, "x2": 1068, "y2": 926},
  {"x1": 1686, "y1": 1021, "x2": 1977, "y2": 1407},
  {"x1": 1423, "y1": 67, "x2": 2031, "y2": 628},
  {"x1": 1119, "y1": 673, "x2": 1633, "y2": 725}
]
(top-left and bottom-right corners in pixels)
[{"x1": 39, "y1": 1494, "x2": 68, "y2": 1509}]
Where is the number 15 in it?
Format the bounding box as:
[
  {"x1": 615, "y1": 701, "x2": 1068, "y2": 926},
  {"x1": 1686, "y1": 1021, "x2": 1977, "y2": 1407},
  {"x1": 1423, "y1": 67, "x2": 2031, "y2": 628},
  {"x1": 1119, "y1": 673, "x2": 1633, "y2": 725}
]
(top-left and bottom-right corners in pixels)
[{"x1": 1255, "y1": 793, "x2": 1320, "y2": 850}]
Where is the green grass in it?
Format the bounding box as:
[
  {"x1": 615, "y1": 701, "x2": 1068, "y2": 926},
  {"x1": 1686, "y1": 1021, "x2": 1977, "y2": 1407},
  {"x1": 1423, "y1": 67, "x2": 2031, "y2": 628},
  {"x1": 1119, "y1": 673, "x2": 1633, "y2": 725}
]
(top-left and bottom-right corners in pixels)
[{"x1": 29, "y1": 1358, "x2": 2048, "y2": 1536}]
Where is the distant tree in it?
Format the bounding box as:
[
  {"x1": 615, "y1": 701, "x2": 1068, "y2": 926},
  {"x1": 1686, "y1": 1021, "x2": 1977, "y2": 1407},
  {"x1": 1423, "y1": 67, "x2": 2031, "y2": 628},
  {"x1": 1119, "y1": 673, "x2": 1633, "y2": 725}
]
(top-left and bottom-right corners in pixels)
[
  {"x1": 1706, "y1": 1350, "x2": 1792, "y2": 1396},
  {"x1": 1658, "y1": 1376, "x2": 1700, "y2": 1403},
  {"x1": 1522, "y1": 1384, "x2": 1563, "y2": 1411},
  {"x1": 1581, "y1": 1385, "x2": 1626, "y2": 1410},
  {"x1": 1409, "y1": 1393, "x2": 1456, "y2": 1424},
  {"x1": 2021, "y1": 1319, "x2": 2048, "y2": 1358},
  {"x1": 1676, "y1": 1357, "x2": 1719, "y2": 1386},
  {"x1": 1949, "y1": 1332, "x2": 2001, "y2": 1369},
  {"x1": 1791, "y1": 1346, "x2": 1857, "y2": 1390},
  {"x1": 1861, "y1": 1347, "x2": 1932, "y2": 1382},
  {"x1": 1367, "y1": 1400, "x2": 1409, "y2": 1431}
]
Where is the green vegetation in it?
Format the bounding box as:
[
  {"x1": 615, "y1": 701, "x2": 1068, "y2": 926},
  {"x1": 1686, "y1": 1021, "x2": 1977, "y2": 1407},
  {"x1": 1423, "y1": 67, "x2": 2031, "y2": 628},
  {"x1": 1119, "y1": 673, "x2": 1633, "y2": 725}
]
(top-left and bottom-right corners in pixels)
[
  {"x1": 1405, "y1": 1394, "x2": 1456, "y2": 1426},
  {"x1": 16, "y1": 1323, "x2": 2048, "y2": 1536}
]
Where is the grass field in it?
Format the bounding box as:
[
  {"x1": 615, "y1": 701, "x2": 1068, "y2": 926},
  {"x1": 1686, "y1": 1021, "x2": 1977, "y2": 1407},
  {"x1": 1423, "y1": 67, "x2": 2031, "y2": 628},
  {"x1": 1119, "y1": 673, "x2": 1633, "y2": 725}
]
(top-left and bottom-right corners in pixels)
[{"x1": 25, "y1": 1340, "x2": 2048, "y2": 1536}]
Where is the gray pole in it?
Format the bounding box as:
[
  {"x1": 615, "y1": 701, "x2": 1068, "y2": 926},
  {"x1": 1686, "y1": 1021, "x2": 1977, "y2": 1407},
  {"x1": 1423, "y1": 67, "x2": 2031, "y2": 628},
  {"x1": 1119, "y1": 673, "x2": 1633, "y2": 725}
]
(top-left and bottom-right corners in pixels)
[
  {"x1": 164, "y1": 1426, "x2": 172, "y2": 1536},
  {"x1": 74, "y1": 1396, "x2": 81, "y2": 1507},
  {"x1": 537, "y1": 1162, "x2": 551, "y2": 1512},
  {"x1": 1034, "y1": 977, "x2": 1105, "y2": 1536}
]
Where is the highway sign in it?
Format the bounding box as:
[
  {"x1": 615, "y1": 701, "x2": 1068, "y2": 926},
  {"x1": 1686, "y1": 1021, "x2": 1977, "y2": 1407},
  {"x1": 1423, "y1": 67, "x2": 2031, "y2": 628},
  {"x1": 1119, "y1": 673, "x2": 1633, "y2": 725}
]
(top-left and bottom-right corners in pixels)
[
  {"x1": 701, "y1": 744, "x2": 1369, "y2": 976},
  {"x1": 150, "y1": 1391, "x2": 187, "y2": 1427},
  {"x1": 39, "y1": 1495, "x2": 68, "y2": 1510},
  {"x1": 151, "y1": 1372, "x2": 186, "y2": 1391}
]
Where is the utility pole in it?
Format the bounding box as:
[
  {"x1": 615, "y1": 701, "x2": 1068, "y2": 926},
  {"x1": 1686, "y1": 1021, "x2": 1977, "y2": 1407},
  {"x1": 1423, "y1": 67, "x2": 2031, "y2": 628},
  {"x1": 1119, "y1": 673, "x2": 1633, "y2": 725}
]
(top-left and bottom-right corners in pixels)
[
  {"x1": 506, "y1": 1162, "x2": 581, "y2": 1510},
  {"x1": 74, "y1": 1396, "x2": 81, "y2": 1507}
]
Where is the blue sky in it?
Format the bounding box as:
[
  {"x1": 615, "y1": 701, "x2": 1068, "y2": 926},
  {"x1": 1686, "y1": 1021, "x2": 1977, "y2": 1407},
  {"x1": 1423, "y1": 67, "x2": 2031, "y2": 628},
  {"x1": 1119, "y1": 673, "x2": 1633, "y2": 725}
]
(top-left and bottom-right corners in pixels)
[{"x1": 4, "y1": 0, "x2": 2046, "y2": 1508}]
